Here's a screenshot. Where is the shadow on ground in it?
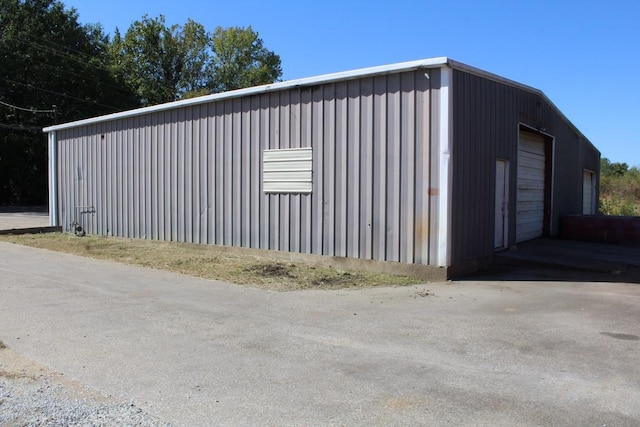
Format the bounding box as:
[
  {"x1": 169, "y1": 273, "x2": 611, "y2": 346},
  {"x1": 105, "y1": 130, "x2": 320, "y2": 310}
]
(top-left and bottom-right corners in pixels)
[
  {"x1": 463, "y1": 238, "x2": 640, "y2": 284},
  {"x1": 464, "y1": 264, "x2": 640, "y2": 284}
]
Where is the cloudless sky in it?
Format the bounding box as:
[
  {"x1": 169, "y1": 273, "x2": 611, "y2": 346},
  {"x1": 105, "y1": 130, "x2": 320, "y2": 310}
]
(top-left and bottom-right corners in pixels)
[{"x1": 64, "y1": 0, "x2": 640, "y2": 165}]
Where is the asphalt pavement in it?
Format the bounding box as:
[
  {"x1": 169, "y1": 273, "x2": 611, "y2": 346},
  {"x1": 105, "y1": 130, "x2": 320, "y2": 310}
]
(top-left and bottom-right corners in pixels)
[
  {"x1": 0, "y1": 206, "x2": 49, "y2": 230},
  {"x1": 0, "y1": 242, "x2": 639, "y2": 426}
]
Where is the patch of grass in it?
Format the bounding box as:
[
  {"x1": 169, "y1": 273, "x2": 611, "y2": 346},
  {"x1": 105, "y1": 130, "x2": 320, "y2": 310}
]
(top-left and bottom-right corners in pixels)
[{"x1": 0, "y1": 233, "x2": 421, "y2": 291}]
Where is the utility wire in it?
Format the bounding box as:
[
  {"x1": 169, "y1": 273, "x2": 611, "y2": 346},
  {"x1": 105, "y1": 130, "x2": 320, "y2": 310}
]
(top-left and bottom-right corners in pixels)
[
  {"x1": 3, "y1": 51, "x2": 137, "y2": 100},
  {"x1": 6, "y1": 41, "x2": 137, "y2": 98},
  {"x1": 10, "y1": 31, "x2": 112, "y2": 72},
  {"x1": 0, "y1": 122, "x2": 42, "y2": 131},
  {"x1": 0, "y1": 99, "x2": 56, "y2": 113},
  {"x1": 2, "y1": 78, "x2": 121, "y2": 112},
  {"x1": 5, "y1": 34, "x2": 141, "y2": 104},
  {"x1": 18, "y1": 31, "x2": 113, "y2": 67}
]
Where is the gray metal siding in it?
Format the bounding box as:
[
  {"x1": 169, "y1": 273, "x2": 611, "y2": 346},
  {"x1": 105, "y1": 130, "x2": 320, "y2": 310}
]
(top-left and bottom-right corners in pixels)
[
  {"x1": 55, "y1": 70, "x2": 442, "y2": 265},
  {"x1": 450, "y1": 70, "x2": 600, "y2": 266}
]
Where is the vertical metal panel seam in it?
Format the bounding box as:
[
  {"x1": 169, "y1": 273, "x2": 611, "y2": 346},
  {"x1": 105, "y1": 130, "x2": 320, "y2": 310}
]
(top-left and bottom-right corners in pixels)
[
  {"x1": 193, "y1": 107, "x2": 200, "y2": 243},
  {"x1": 389, "y1": 74, "x2": 401, "y2": 262}
]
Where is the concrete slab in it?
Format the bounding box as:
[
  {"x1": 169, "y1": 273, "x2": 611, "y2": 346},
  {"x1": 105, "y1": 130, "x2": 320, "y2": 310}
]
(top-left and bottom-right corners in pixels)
[
  {"x1": 1, "y1": 242, "x2": 639, "y2": 426},
  {"x1": 0, "y1": 206, "x2": 49, "y2": 230},
  {"x1": 495, "y1": 238, "x2": 640, "y2": 282}
]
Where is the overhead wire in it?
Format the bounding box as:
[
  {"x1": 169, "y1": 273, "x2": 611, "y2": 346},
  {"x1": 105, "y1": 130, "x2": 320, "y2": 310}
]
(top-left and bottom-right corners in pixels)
[
  {"x1": 10, "y1": 30, "x2": 114, "y2": 74},
  {"x1": 2, "y1": 78, "x2": 122, "y2": 111},
  {"x1": 2, "y1": 32, "x2": 141, "y2": 110},
  {"x1": 20, "y1": 31, "x2": 106, "y2": 63},
  {"x1": 0, "y1": 99, "x2": 57, "y2": 113},
  {"x1": 0, "y1": 122, "x2": 42, "y2": 131},
  {"x1": 7, "y1": 38, "x2": 139, "y2": 101}
]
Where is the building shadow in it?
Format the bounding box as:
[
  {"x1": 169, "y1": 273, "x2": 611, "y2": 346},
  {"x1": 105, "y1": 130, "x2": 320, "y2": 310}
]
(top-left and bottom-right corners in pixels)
[{"x1": 459, "y1": 238, "x2": 640, "y2": 284}]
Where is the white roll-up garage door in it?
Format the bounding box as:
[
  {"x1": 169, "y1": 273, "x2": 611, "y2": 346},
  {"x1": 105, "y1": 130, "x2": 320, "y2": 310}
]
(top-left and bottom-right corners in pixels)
[{"x1": 516, "y1": 132, "x2": 546, "y2": 243}]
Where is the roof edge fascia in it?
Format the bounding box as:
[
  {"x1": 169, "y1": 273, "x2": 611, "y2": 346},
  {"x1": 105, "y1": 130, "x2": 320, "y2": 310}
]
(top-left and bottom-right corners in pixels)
[{"x1": 43, "y1": 57, "x2": 449, "y2": 132}]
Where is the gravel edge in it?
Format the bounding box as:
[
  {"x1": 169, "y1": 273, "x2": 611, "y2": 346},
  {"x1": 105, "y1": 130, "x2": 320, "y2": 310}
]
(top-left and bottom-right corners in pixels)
[{"x1": 0, "y1": 344, "x2": 173, "y2": 426}]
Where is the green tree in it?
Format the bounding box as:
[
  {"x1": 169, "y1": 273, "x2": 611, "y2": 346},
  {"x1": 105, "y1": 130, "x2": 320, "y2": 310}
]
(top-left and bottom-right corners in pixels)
[
  {"x1": 0, "y1": 0, "x2": 138, "y2": 205},
  {"x1": 208, "y1": 26, "x2": 282, "y2": 92},
  {"x1": 111, "y1": 19, "x2": 282, "y2": 104},
  {"x1": 601, "y1": 157, "x2": 629, "y2": 177},
  {"x1": 110, "y1": 15, "x2": 210, "y2": 105}
]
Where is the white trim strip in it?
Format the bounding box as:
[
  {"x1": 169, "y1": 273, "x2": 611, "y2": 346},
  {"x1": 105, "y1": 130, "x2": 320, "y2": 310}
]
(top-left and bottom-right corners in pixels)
[
  {"x1": 43, "y1": 57, "x2": 449, "y2": 132},
  {"x1": 48, "y1": 131, "x2": 58, "y2": 226},
  {"x1": 42, "y1": 56, "x2": 598, "y2": 159},
  {"x1": 437, "y1": 67, "x2": 453, "y2": 267}
]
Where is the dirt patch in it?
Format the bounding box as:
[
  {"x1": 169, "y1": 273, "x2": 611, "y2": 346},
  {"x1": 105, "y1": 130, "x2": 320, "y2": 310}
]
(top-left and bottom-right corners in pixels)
[
  {"x1": 0, "y1": 233, "x2": 421, "y2": 291},
  {"x1": 246, "y1": 262, "x2": 296, "y2": 278},
  {"x1": 311, "y1": 271, "x2": 363, "y2": 288},
  {"x1": 241, "y1": 261, "x2": 413, "y2": 290}
]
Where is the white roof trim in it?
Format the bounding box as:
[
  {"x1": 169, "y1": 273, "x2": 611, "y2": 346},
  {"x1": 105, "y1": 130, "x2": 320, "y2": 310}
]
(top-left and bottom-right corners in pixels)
[
  {"x1": 41, "y1": 56, "x2": 599, "y2": 155},
  {"x1": 43, "y1": 57, "x2": 449, "y2": 132}
]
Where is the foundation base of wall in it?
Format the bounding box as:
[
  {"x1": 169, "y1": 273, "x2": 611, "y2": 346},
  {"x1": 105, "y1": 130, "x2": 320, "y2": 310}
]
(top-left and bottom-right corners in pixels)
[{"x1": 192, "y1": 244, "x2": 450, "y2": 282}]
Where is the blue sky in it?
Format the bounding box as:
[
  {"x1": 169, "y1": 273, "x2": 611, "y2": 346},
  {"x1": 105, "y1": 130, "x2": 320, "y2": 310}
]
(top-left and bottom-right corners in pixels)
[{"x1": 64, "y1": 0, "x2": 640, "y2": 165}]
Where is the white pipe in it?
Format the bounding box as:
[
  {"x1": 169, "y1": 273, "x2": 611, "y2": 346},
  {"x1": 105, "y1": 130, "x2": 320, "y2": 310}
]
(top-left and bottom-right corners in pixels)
[
  {"x1": 437, "y1": 67, "x2": 453, "y2": 267},
  {"x1": 48, "y1": 131, "x2": 58, "y2": 227}
]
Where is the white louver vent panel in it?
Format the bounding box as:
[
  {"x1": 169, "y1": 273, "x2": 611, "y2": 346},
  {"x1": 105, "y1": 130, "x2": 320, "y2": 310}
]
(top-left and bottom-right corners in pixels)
[{"x1": 263, "y1": 148, "x2": 313, "y2": 194}]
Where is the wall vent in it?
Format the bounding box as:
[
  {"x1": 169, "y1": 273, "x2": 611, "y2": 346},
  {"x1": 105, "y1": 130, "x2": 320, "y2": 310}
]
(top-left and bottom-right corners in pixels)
[{"x1": 262, "y1": 148, "x2": 313, "y2": 194}]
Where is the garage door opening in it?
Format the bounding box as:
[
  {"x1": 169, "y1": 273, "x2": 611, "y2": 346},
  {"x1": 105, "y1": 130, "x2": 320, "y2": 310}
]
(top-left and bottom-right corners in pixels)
[{"x1": 516, "y1": 130, "x2": 551, "y2": 243}]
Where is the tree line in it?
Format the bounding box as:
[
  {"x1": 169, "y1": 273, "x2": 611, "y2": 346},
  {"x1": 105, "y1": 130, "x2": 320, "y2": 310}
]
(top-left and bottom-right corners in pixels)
[{"x1": 0, "y1": 0, "x2": 282, "y2": 205}]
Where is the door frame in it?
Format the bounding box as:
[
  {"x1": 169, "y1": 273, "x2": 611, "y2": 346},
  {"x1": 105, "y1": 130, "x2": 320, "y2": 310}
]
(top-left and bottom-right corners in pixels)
[{"x1": 494, "y1": 158, "x2": 509, "y2": 250}]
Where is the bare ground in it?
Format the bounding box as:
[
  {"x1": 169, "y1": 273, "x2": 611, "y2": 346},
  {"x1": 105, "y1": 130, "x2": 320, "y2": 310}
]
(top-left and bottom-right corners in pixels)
[{"x1": 0, "y1": 233, "x2": 421, "y2": 291}]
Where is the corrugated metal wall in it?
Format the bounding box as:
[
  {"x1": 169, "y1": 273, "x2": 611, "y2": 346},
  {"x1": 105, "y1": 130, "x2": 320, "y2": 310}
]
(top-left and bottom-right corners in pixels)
[
  {"x1": 450, "y1": 70, "x2": 600, "y2": 266},
  {"x1": 55, "y1": 69, "x2": 445, "y2": 265}
]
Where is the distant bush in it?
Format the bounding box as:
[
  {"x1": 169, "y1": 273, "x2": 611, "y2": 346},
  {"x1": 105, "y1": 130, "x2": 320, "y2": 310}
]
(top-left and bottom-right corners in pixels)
[
  {"x1": 599, "y1": 158, "x2": 640, "y2": 216},
  {"x1": 598, "y1": 198, "x2": 638, "y2": 216}
]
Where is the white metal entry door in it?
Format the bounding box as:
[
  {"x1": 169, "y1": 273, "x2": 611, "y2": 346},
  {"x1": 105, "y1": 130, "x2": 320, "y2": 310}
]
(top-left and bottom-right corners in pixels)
[
  {"x1": 583, "y1": 170, "x2": 595, "y2": 214},
  {"x1": 516, "y1": 132, "x2": 546, "y2": 243},
  {"x1": 495, "y1": 159, "x2": 509, "y2": 249}
]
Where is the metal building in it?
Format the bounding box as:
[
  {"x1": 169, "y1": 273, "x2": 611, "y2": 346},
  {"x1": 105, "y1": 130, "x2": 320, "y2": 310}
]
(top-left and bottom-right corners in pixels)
[{"x1": 43, "y1": 58, "x2": 600, "y2": 277}]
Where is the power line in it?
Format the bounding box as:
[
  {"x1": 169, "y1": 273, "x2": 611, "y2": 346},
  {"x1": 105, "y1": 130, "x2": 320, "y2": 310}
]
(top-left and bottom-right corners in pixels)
[
  {"x1": 5, "y1": 34, "x2": 140, "y2": 104},
  {"x1": 0, "y1": 122, "x2": 42, "y2": 132},
  {"x1": 0, "y1": 99, "x2": 56, "y2": 114},
  {"x1": 3, "y1": 50, "x2": 137, "y2": 100},
  {"x1": 19, "y1": 30, "x2": 119, "y2": 69},
  {"x1": 2, "y1": 78, "x2": 121, "y2": 112},
  {"x1": 10, "y1": 31, "x2": 113, "y2": 74},
  {"x1": 18, "y1": 38, "x2": 111, "y2": 74},
  {"x1": 7, "y1": 39, "x2": 135, "y2": 96}
]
